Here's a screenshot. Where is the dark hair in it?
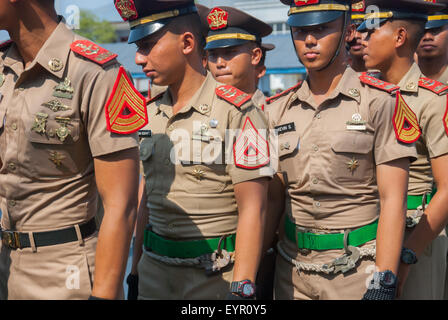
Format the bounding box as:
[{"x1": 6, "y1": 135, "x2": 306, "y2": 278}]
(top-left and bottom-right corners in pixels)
[
  {"x1": 166, "y1": 13, "x2": 205, "y2": 56},
  {"x1": 392, "y1": 19, "x2": 426, "y2": 52}
]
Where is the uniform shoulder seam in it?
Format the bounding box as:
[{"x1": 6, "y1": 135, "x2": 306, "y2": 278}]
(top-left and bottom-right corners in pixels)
[{"x1": 266, "y1": 81, "x2": 302, "y2": 104}]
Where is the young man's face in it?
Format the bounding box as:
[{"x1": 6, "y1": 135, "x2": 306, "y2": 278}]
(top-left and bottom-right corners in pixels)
[
  {"x1": 206, "y1": 43, "x2": 259, "y2": 92},
  {"x1": 416, "y1": 25, "x2": 448, "y2": 60},
  {"x1": 291, "y1": 17, "x2": 345, "y2": 71},
  {"x1": 134, "y1": 28, "x2": 185, "y2": 86},
  {"x1": 348, "y1": 28, "x2": 365, "y2": 58},
  {"x1": 361, "y1": 21, "x2": 396, "y2": 71}
]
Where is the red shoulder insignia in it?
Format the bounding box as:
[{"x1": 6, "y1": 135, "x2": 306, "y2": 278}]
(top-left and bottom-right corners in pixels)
[
  {"x1": 105, "y1": 66, "x2": 148, "y2": 134},
  {"x1": 393, "y1": 92, "x2": 421, "y2": 144},
  {"x1": 146, "y1": 92, "x2": 164, "y2": 104},
  {"x1": 419, "y1": 77, "x2": 448, "y2": 95},
  {"x1": 359, "y1": 73, "x2": 400, "y2": 94},
  {"x1": 70, "y1": 40, "x2": 118, "y2": 66},
  {"x1": 0, "y1": 40, "x2": 13, "y2": 50},
  {"x1": 233, "y1": 117, "x2": 270, "y2": 169},
  {"x1": 216, "y1": 85, "x2": 252, "y2": 108},
  {"x1": 266, "y1": 81, "x2": 302, "y2": 104}
]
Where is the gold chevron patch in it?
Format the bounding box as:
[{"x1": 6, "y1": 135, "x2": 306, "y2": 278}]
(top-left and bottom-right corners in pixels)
[
  {"x1": 393, "y1": 92, "x2": 421, "y2": 143},
  {"x1": 105, "y1": 66, "x2": 148, "y2": 134}
]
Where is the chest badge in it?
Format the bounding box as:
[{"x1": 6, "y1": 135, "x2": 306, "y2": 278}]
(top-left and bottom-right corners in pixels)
[
  {"x1": 346, "y1": 157, "x2": 360, "y2": 173},
  {"x1": 53, "y1": 78, "x2": 74, "y2": 100},
  {"x1": 49, "y1": 151, "x2": 66, "y2": 167},
  {"x1": 31, "y1": 112, "x2": 49, "y2": 134},
  {"x1": 42, "y1": 99, "x2": 71, "y2": 112},
  {"x1": 346, "y1": 113, "x2": 367, "y2": 131},
  {"x1": 193, "y1": 168, "x2": 206, "y2": 181},
  {"x1": 55, "y1": 117, "x2": 71, "y2": 142}
]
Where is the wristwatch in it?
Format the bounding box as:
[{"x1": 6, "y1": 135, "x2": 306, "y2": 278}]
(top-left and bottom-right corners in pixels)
[
  {"x1": 401, "y1": 247, "x2": 418, "y2": 265},
  {"x1": 377, "y1": 270, "x2": 397, "y2": 289},
  {"x1": 230, "y1": 279, "x2": 256, "y2": 298}
]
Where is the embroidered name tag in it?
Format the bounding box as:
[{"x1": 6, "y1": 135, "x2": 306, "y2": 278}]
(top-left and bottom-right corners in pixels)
[
  {"x1": 275, "y1": 122, "x2": 296, "y2": 135},
  {"x1": 138, "y1": 130, "x2": 152, "y2": 138}
]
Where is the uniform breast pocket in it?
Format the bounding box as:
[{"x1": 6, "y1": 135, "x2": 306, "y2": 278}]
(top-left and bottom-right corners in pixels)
[
  {"x1": 330, "y1": 132, "x2": 375, "y2": 184},
  {"x1": 277, "y1": 133, "x2": 300, "y2": 184},
  {"x1": 177, "y1": 139, "x2": 228, "y2": 194},
  {"x1": 24, "y1": 115, "x2": 81, "y2": 178}
]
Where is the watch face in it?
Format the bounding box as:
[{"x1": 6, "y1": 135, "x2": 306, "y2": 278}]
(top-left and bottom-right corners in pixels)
[
  {"x1": 242, "y1": 283, "x2": 255, "y2": 297},
  {"x1": 380, "y1": 271, "x2": 397, "y2": 288}
]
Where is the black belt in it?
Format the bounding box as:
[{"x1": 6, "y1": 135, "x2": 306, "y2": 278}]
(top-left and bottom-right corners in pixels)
[{"x1": 0, "y1": 218, "x2": 97, "y2": 250}]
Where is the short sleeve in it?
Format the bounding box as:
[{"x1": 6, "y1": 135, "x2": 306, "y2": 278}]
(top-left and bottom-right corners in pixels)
[
  {"x1": 84, "y1": 65, "x2": 139, "y2": 157},
  {"x1": 371, "y1": 94, "x2": 417, "y2": 165},
  {"x1": 227, "y1": 104, "x2": 273, "y2": 185}
]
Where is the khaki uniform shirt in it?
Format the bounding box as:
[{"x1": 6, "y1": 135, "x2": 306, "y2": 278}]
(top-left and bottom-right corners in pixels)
[
  {"x1": 140, "y1": 73, "x2": 272, "y2": 240},
  {"x1": 266, "y1": 67, "x2": 416, "y2": 230},
  {"x1": 397, "y1": 63, "x2": 448, "y2": 195},
  {"x1": 252, "y1": 89, "x2": 266, "y2": 110},
  {"x1": 0, "y1": 21, "x2": 138, "y2": 231},
  {"x1": 436, "y1": 65, "x2": 448, "y2": 85}
]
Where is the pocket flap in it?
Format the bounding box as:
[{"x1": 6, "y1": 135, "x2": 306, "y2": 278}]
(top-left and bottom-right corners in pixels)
[
  {"x1": 331, "y1": 132, "x2": 373, "y2": 154},
  {"x1": 140, "y1": 138, "x2": 154, "y2": 161},
  {"x1": 277, "y1": 134, "x2": 300, "y2": 158},
  {"x1": 26, "y1": 116, "x2": 80, "y2": 145}
]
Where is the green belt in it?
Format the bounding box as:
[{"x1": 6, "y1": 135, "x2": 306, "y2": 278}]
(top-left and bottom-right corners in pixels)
[
  {"x1": 407, "y1": 189, "x2": 437, "y2": 210},
  {"x1": 285, "y1": 218, "x2": 378, "y2": 251},
  {"x1": 144, "y1": 230, "x2": 236, "y2": 259}
]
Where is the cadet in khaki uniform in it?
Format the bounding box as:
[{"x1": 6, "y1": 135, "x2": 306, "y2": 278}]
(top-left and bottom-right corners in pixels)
[
  {"x1": 359, "y1": 0, "x2": 448, "y2": 300},
  {"x1": 115, "y1": 0, "x2": 272, "y2": 300},
  {"x1": 198, "y1": 5, "x2": 278, "y2": 300},
  {"x1": 0, "y1": 0, "x2": 144, "y2": 300},
  {"x1": 267, "y1": 0, "x2": 416, "y2": 300},
  {"x1": 347, "y1": 0, "x2": 367, "y2": 73},
  {"x1": 417, "y1": 2, "x2": 448, "y2": 85},
  {"x1": 198, "y1": 5, "x2": 275, "y2": 112}
]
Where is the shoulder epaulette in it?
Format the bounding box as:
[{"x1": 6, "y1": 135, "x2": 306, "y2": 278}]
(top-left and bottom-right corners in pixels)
[
  {"x1": 0, "y1": 40, "x2": 13, "y2": 50},
  {"x1": 70, "y1": 40, "x2": 118, "y2": 66},
  {"x1": 216, "y1": 85, "x2": 252, "y2": 108},
  {"x1": 359, "y1": 73, "x2": 400, "y2": 94},
  {"x1": 418, "y1": 77, "x2": 448, "y2": 95},
  {"x1": 146, "y1": 92, "x2": 164, "y2": 104},
  {"x1": 266, "y1": 81, "x2": 302, "y2": 104}
]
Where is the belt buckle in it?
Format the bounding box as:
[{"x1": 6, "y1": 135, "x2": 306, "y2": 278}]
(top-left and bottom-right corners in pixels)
[{"x1": 1, "y1": 231, "x2": 21, "y2": 250}]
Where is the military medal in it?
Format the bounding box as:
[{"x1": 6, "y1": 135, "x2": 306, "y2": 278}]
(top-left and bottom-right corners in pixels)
[
  {"x1": 53, "y1": 78, "x2": 74, "y2": 99},
  {"x1": 346, "y1": 157, "x2": 360, "y2": 173},
  {"x1": 49, "y1": 151, "x2": 65, "y2": 167},
  {"x1": 55, "y1": 117, "x2": 71, "y2": 142},
  {"x1": 31, "y1": 112, "x2": 49, "y2": 134},
  {"x1": 42, "y1": 99, "x2": 71, "y2": 112},
  {"x1": 193, "y1": 168, "x2": 205, "y2": 180},
  {"x1": 346, "y1": 113, "x2": 367, "y2": 131},
  {"x1": 193, "y1": 123, "x2": 212, "y2": 141}
]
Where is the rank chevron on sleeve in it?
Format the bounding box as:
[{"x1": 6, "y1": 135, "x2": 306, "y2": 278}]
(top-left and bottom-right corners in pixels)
[
  {"x1": 393, "y1": 92, "x2": 421, "y2": 144},
  {"x1": 105, "y1": 66, "x2": 148, "y2": 134},
  {"x1": 233, "y1": 117, "x2": 270, "y2": 169}
]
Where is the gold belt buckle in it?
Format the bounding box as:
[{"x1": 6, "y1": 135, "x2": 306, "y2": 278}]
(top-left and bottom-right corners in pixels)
[{"x1": 1, "y1": 231, "x2": 21, "y2": 250}]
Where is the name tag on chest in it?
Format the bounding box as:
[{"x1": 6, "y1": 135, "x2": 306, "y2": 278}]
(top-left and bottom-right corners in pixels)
[
  {"x1": 275, "y1": 122, "x2": 296, "y2": 135},
  {"x1": 138, "y1": 130, "x2": 152, "y2": 138}
]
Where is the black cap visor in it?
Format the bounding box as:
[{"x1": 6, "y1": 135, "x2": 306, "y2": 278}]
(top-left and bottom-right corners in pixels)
[{"x1": 287, "y1": 11, "x2": 344, "y2": 28}]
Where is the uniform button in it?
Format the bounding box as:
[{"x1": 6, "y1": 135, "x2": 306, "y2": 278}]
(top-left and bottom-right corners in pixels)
[
  {"x1": 8, "y1": 200, "x2": 16, "y2": 207},
  {"x1": 168, "y1": 125, "x2": 174, "y2": 131},
  {"x1": 8, "y1": 163, "x2": 16, "y2": 171},
  {"x1": 165, "y1": 158, "x2": 171, "y2": 165},
  {"x1": 168, "y1": 223, "x2": 174, "y2": 229},
  {"x1": 316, "y1": 113, "x2": 321, "y2": 119},
  {"x1": 312, "y1": 178, "x2": 319, "y2": 184},
  {"x1": 315, "y1": 201, "x2": 321, "y2": 208},
  {"x1": 11, "y1": 123, "x2": 17, "y2": 131},
  {"x1": 313, "y1": 145, "x2": 319, "y2": 152}
]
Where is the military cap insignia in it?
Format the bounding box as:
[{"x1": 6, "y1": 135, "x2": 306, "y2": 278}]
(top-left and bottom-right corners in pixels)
[
  {"x1": 266, "y1": 81, "x2": 303, "y2": 104},
  {"x1": 393, "y1": 92, "x2": 421, "y2": 144},
  {"x1": 105, "y1": 66, "x2": 148, "y2": 134},
  {"x1": 359, "y1": 73, "x2": 400, "y2": 94},
  {"x1": 234, "y1": 117, "x2": 270, "y2": 169},
  {"x1": 216, "y1": 85, "x2": 252, "y2": 108},
  {"x1": 418, "y1": 77, "x2": 448, "y2": 95},
  {"x1": 70, "y1": 40, "x2": 118, "y2": 66},
  {"x1": 294, "y1": 0, "x2": 319, "y2": 6},
  {"x1": 207, "y1": 8, "x2": 229, "y2": 30},
  {"x1": 115, "y1": 0, "x2": 138, "y2": 21},
  {"x1": 352, "y1": 0, "x2": 365, "y2": 12}
]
